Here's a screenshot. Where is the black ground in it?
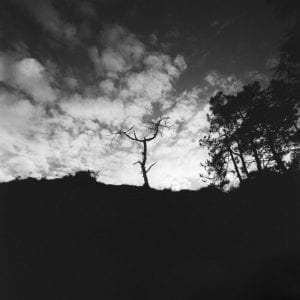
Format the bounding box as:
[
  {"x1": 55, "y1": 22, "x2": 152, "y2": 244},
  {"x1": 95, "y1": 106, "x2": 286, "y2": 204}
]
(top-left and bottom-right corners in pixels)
[{"x1": 1, "y1": 171, "x2": 300, "y2": 299}]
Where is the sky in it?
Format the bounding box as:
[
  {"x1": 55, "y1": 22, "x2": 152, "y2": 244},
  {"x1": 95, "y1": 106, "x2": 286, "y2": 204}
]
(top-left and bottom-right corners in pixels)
[{"x1": 0, "y1": 0, "x2": 289, "y2": 190}]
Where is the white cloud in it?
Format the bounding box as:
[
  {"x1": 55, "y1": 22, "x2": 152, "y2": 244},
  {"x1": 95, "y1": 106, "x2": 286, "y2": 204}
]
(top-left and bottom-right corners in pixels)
[
  {"x1": 12, "y1": 58, "x2": 57, "y2": 102},
  {"x1": 125, "y1": 69, "x2": 173, "y2": 101},
  {"x1": 59, "y1": 95, "x2": 127, "y2": 127},
  {"x1": 174, "y1": 55, "x2": 187, "y2": 72},
  {"x1": 89, "y1": 25, "x2": 185, "y2": 107},
  {"x1": 0, "y1": 53, "x2": 57, "y2": 103},
  {"x1": 88, "y1": 25, "x2": 145, "y2": 77},
  {"x1": 0, "y1": 25, "x2": 213, "y2": 190},
  {"x1": 167, "y1": 88, "x2": 207, "y2": 124},
  {"x1": 150, "y1": 136, "x2": 209, "y2": 191},
  {"x1": 99, "y1": 79, "x2": 116, "y2": 95},
  {"x1": 140, "y1": 89, "x2": 210, "y2": 190},
  {"x1": 87, "y1": 25, "x2": 189, "y2": 117}
]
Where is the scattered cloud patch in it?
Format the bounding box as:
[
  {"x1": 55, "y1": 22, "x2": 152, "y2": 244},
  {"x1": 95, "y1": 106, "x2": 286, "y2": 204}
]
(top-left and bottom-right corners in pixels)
[
  {"x1": 0, "y1": 53, "x2": 57, "y2": 102},
  {"x1": 88, "y1": 25, "x2": 145, "y2": 77},
  {"x1": 244, "y1": 70, "x2": 270, "y2": 85},
  {"x1": 204, "y1": 70, "x2": 243, "y2": 94},
  {"x1": 0, "y1": 24, "x2": 209, "y2": 190},
  {"x1": 266, "y1": 55, "x2": 280, "y2": 69}
]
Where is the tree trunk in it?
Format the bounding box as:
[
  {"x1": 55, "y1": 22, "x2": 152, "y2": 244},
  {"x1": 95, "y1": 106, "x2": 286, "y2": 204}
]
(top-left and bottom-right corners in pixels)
[
  {"x1": 141, "y1": 164, "x2": 150, "y2": 188},
  {"x1": 141, "y1": 139, "x2": 150, "y2": 188},
  {"x1": 237, "y1": 111, "x2": 263, "y2": 173},
  {"x1": 267, "y1": 136, "x2": 287, "y2": 173},
  {"x1": 236, "y1": 141, "x2": 250, "y2": 178},
  {"x1": 250, "y1": 140, "x2": 263, "y2": 172},
  {"x1": 228, "y1": 145, "x2": 243, "y2": 183}
]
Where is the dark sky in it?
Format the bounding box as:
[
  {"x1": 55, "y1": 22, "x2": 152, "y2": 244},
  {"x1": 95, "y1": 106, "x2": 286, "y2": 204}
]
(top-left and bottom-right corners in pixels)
[
  {"x1": 0, "y1": 0, "x2": 294, "y2": 189},
  {"x1": 0, "y1": 0, "x2": 286, "y2": 90}
]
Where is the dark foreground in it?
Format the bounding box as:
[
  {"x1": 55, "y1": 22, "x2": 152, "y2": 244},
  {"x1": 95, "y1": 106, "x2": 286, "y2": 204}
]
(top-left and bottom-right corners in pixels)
[{"x1": 1, "y1": 172, "x2": 300, "y2": 300}]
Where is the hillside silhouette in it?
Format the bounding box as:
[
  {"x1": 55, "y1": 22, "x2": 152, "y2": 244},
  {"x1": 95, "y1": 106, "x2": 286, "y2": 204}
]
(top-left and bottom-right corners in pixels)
[{"x1": 1, "y1": 171, "x2": 300, "y2": 300}]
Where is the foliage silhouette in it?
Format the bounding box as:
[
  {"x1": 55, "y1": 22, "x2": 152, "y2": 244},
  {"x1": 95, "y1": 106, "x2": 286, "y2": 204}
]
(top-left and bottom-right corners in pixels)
[{"x1": 200, "y1": 79, "x2": 299, "y2": 188}]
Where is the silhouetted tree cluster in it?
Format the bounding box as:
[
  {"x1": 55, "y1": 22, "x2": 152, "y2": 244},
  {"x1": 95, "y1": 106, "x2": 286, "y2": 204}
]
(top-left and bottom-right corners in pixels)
[{"x1": 200, "y1": 80, "x2": 299, "y2": 187}]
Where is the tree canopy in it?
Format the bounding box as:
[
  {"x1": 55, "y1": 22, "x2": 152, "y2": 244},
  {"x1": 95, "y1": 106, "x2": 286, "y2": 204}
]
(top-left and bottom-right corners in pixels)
[{"x1": 200, "y1": 80, "x2": 299, "y2": 188}]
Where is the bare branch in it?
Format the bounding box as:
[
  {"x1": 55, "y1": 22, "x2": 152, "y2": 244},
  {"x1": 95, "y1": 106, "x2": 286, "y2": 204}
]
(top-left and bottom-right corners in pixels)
[
  {"x1": 146, "y1": 162, "x2": 157, "y2": 173},
  {"x1": 115, "y1": 129, "x2": 143, "y2": 142},
  {"x1": 133, "y1": 130, "x2": 140, "y2": 141},
  {"x1": 144, "y1": 116, "x2": 170, "y2": 142},
  {"x1": 124, "y1": 126, "x2": 134, "y2": 134}
]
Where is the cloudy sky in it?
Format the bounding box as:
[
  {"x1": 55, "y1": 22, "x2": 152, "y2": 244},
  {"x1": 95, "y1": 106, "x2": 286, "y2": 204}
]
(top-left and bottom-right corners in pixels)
[{"x1": 0, "y1": 0, "x2": 288, "y2": 190}]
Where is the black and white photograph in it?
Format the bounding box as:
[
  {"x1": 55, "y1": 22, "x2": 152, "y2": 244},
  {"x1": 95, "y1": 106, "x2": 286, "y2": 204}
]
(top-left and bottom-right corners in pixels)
[{"x1": 0, "y1": 0, "x2": 300, "y2": 299}]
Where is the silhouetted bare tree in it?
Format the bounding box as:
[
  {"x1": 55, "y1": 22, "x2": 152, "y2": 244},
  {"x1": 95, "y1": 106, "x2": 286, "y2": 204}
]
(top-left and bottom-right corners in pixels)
[{"x1": 114, "y1": 117, "x2": 170, "y2": 189}]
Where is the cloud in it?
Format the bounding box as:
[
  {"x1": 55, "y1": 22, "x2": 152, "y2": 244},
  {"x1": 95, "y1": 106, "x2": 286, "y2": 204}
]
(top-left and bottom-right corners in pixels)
[
  {"x1": 0, "y1": 24, "x2": 211, "y2": 190},
  {"x1": 167, "y1": 88, "x2": 207, "y2": 124},
  {"x1": 125, "y1": 69, "x2": 173, "y2": 102},
  {"x1": 0, "y1": 53, "x2": 57, "y2": 102},
  {"x1": 59, "y1": 94, "x2": 135, "y2": 128},
  {"x1": 265, "y1": 55, "x2": 280, "y2": 69},
  {"x1": 11, "y1": 0, "x2": 78, "y2": 42},
  {"x1": 88, "y1": 25, "x2": 185, "y2": 85},
  {"x1": 204, "y1": 71, "x2": 243, "y2": 94},
  {"x1": 150, "y1": 138, "x2": 209, "y2": 191},
  {"x1": 244, "y1": 70, "x2": 270, "y2": 85},
  {"x1": 141, "y1": 88, "x2": 211, "y2": 190},
  {"x1": 99, "y1": 79, "x2": 116, "y2": 95},
  {"x1": 88, "y1": 25, "x2": 145, "y2": 77},
  {"x1": 0, "y1": 94, "x2": 42, "y2": 144},
  {"x1": 87, "y1": 25, "x2": 187, "y2": 113},
  {"x1": 76, "y1": 1, "x2": 97, "y2": 18}
]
